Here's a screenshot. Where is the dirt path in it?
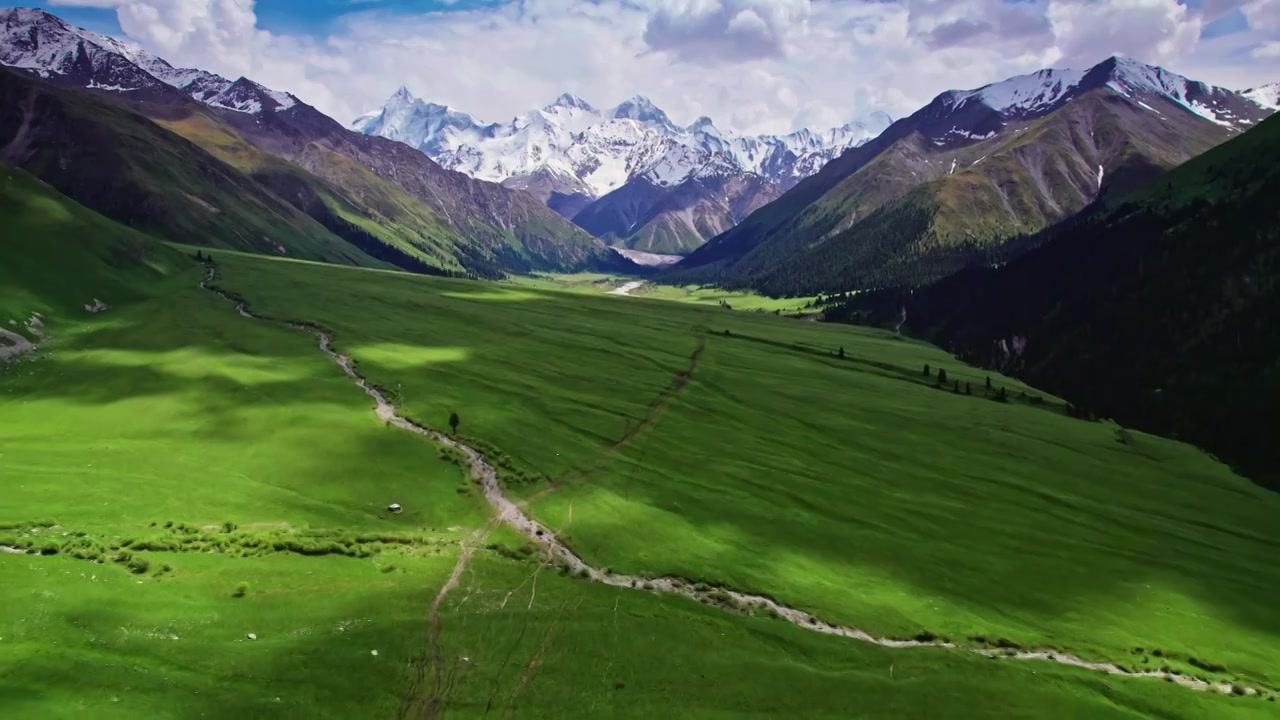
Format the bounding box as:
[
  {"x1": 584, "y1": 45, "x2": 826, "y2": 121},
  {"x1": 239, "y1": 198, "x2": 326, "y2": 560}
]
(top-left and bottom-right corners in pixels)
[
  {"x1": 607, "y1": 281, "x2": 645, "y2": 296},
  {"x1": 0, "y1": 327, "x2": 35, "y2": 364},
  {"x1": 198, "y1": 263, "x2": 1260, "y2": 699}
]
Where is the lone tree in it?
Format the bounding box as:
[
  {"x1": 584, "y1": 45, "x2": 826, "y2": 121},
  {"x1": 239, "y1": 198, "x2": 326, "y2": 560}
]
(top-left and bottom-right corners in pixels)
[
  {"x1": 952, "y1": 380, "x2": 961, "y2": 393},
  {"x1": 997, "y1": 387, "x2": 1008, "y2": 403},
  {"x1": 937, "y1": 368, "x2": 949, "y2": 385},
  {"x1": 448, "y1": 412, "x2": 460, "y2": 435},
  {"x1": 985, "y1": 376, "x2": 993, "y2": 390},
  {"x1": 923, "y1": 364, "x2": 931, "y2": 377},
  {"x1": 838, "y1": 347, "x2": 845, "y2": 359},
  {"x1": 965, "y1": 382, "x2": 972, "y2": 396}
]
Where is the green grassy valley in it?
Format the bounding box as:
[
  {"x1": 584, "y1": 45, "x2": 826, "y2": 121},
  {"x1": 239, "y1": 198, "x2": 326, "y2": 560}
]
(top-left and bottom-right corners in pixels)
[
  {"x1": 4, "y1": 158, "x2": 1279, "y2": 716},
  {"x1": 4, "y1": 8, "x2": 1279, "y2": 718}
]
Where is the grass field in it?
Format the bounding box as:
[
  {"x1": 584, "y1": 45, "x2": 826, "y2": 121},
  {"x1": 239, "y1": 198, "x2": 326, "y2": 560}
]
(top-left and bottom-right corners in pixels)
[
  {"x1": 510, "y1": 272, "x2": 820, "y2": 312},
  {"x1": 4, "y1": 185, "x2": 1280, "y2": 718},
  {"x1": 207, "y1": 252, "x2": 1280, "y2": 696}
]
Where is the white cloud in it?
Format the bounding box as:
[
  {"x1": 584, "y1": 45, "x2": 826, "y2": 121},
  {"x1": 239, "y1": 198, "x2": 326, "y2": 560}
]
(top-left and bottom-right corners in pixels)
[
  {"x1": 1253, "y1": 40, "x2": 1280, "y2": 58},
  {"x1": 55, "y1": 0, "x2": 1280, "y2": 135},
  {"x1": 1243, "y1": 0, "x2": 1280, "y2": 32}
]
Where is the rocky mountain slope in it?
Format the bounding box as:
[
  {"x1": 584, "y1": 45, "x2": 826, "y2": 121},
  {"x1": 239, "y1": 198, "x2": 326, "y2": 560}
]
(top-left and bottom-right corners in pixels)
[
  {"x1": 670, "y1": 56, "x2": 1277, "y2": 295},
  {"x1": 0, "y1": 7, "x2": 630, "y2": 276},
  {"x1": 352, "y1": 88, "x2": 892, "y2": 254},
  {"x1": 834, "y1": 112, "x2": 1280, "y2": 490}
]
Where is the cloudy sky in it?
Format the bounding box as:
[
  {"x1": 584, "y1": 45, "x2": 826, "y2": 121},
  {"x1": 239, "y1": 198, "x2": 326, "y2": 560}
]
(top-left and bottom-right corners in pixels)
[{"x1": 33, "y1": 0, "x2": 1280, "y2": 134}]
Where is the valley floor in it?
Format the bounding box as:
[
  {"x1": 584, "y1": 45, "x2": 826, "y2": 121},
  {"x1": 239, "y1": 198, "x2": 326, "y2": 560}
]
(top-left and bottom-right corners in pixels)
[{"x1": 3, "y1": 250, "x2": 1278, "y2": 719}]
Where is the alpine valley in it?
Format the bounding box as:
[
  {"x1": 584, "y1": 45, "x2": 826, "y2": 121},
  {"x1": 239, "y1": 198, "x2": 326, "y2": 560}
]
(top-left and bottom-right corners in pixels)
[
  {"x1": 5, "y1": 4, "x2": 1280, "y2": 720},
  {"x1": 352, "y1": 88, "x2": 893, "y2": 254}
]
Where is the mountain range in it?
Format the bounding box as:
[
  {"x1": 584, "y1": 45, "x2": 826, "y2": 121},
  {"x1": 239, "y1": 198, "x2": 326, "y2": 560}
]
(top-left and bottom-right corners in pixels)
[
  {"x1": 668, "y1": 56, "x2": 1276, "y2": 295},
  {"x1": 351, "y1": 89, "x2": 893, "y2": 254},
  {"x1": 0, "y1": 6, "x2": 631, "y2": 277}
]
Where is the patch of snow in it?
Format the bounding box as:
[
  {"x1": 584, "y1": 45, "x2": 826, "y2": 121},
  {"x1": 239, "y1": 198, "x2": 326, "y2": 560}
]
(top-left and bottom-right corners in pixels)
[
  {"x1": 1242, "y1": 82, "x2": 1280, "y2": 111},
  {"x1": 1137, "y1": 101, "x2": 1161, "y2": 114},
  {"x1": 87, "y1": 80, "x2": 136, "y2": 92},
  {"x1": 970, "y1": 155, "x2": 988, "y2": 166},
  {"x1": 611, "y1": 248, "x2": 682, "y2": 266},
  {"x1": 944, "y1": 67, "x2": 1086, "y2": 117},
  {"x1": 949, "y1": 158, "x2": 957, "y2": 174},
  {"x1": 1096, "y1": 164, "x2": 1104, "y2": 189}
]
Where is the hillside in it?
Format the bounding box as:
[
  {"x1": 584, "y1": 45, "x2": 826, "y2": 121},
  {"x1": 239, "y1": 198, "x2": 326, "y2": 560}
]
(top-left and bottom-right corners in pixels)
[
  {"x1": 0, "y1": 8, "x2": 632, "y2": 276},
  {"x1": 0, "y1": 161, "x2": 188, "y2": 332},
  {"x1": 834, "y1": 113, "x2": 1280, "y2": 489},
  {"x1": 209, "y1": 93, "x2": 629, "y2": 274},
  {"x1": 671, "y1": 57, "x2": 1274, "y2": 295},
  {"x1": 0, "y1": 67, "x2": 387, "y2": 268}
]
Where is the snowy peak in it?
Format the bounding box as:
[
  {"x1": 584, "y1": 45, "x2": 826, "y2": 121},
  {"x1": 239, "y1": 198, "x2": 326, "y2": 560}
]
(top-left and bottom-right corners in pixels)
[
  {"x1": 0, "y1": 7, "x2": 300, "y2": 115},
  {"x1": 352, "y1": 88, "x2": 893, "y2": 200},
  {"x1": 921, "y1": 55, "x2": 1272, "y2": 146},
  {"x1": 948, "y1": 67, "x2": 1086, "y2": 119},
  {"x1": 1083, "y1": 55, "x2": 1271, "y2": 129},
  {"x1": 1242, "y1": 82, "x2": 1279, "y2": 111},
  {"x1": 609, "y1": 95, "x2": 675, "y2": 130},
  {"x1": 545, "y1": 92, "x2": 595, "y2": 112},
  {"x1": 390, "y1": 85, "x2": 416, "y2": 104},
  {"x1": 207, "y1": 76, "x2": 297, "y2": 115}
]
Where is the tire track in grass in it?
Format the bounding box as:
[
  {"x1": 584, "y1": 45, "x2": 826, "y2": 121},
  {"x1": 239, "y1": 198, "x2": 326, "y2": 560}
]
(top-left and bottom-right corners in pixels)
[
  {"x1": 523, "y1": 331, "x2": 706, "y2": 504},
  {"x1": 199, "y1": 262, "x2": 1267, "y2": 701}
]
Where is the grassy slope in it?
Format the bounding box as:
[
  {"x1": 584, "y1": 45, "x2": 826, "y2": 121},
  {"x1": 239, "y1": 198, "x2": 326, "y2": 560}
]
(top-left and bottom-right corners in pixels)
[
  {"x1": 509, "y1": 273, "x2": 819, "y2": 312},
  {"x1": 674, "y1": 90, "x2": 1231, "y2": 296},
  {"x1": 0, "y1": 164, "x2": 187, "y2": 336},
  {"x1": 435, "y1": 554, "x2": 1274, "y2": 719},
  {"x1": 3, "y1": 178, "x2": 1277, "y2": 715},
  {"x1": 213, "y1": 252, "x2": 1280, "y2": 697},
  {"x1": 0, "y1": 68, "x2": 383, "y2": 268},
  {"x1": 0, "y1": 176, "x2": 479, "y2": 718},
  {"x1": 150, "y1": 110, "x2": 468, "y2": 275}
]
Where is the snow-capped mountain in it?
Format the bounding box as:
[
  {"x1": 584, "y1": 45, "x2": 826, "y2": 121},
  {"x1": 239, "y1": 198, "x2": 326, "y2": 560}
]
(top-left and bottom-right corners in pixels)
[
  {"x1": 351, "y1": 88, "x2": 892, "y2": 252},
  {"x1": 921, "y1": 56, "x2": 1272, "y2": 148},
  {"x1": 353, "y1": 88, "x2": 891, "y2": 198},
  {"x1": 0, "y1": 7, "x2": 296, "y2": 113},
  {"x1": 678, "y1": 55, "x2": 1278, "y2": 293}
]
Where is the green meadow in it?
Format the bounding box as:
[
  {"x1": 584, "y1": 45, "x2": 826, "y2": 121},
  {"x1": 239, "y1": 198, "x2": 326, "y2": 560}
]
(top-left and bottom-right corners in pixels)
[
  {"x1": 3, "y1": 167, "x2": 1279, "y2": 716},
  {"x1": 210, "y1": 253, "x2": 1280, "y2": 694}
]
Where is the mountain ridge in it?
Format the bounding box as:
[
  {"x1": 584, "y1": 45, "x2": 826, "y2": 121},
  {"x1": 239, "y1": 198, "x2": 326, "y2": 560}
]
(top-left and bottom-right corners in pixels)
[{"x1": 669, "y1": 54, "x2": 1276, "y2": 294}]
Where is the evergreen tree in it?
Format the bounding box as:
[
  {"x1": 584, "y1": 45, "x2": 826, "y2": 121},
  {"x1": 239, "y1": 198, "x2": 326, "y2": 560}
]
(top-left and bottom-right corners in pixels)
[
  {"x1": 448, "y1": 412, "x2": 460, "y2": 435},
  {"x1": 937, "y1": 369, "x2": 948, "y2": 385},
  {"x1": 838, "y1": 347, "x2": 845, "y2": 359},
  {"x1": 923, "y1": 364, "x2": 931, "y2": 377}
]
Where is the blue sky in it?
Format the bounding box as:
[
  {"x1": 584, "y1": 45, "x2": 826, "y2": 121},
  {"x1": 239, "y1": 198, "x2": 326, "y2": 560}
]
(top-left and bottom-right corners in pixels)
[{"x1": 32, "y1": 0, "x2": 506, "y2": 35}]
